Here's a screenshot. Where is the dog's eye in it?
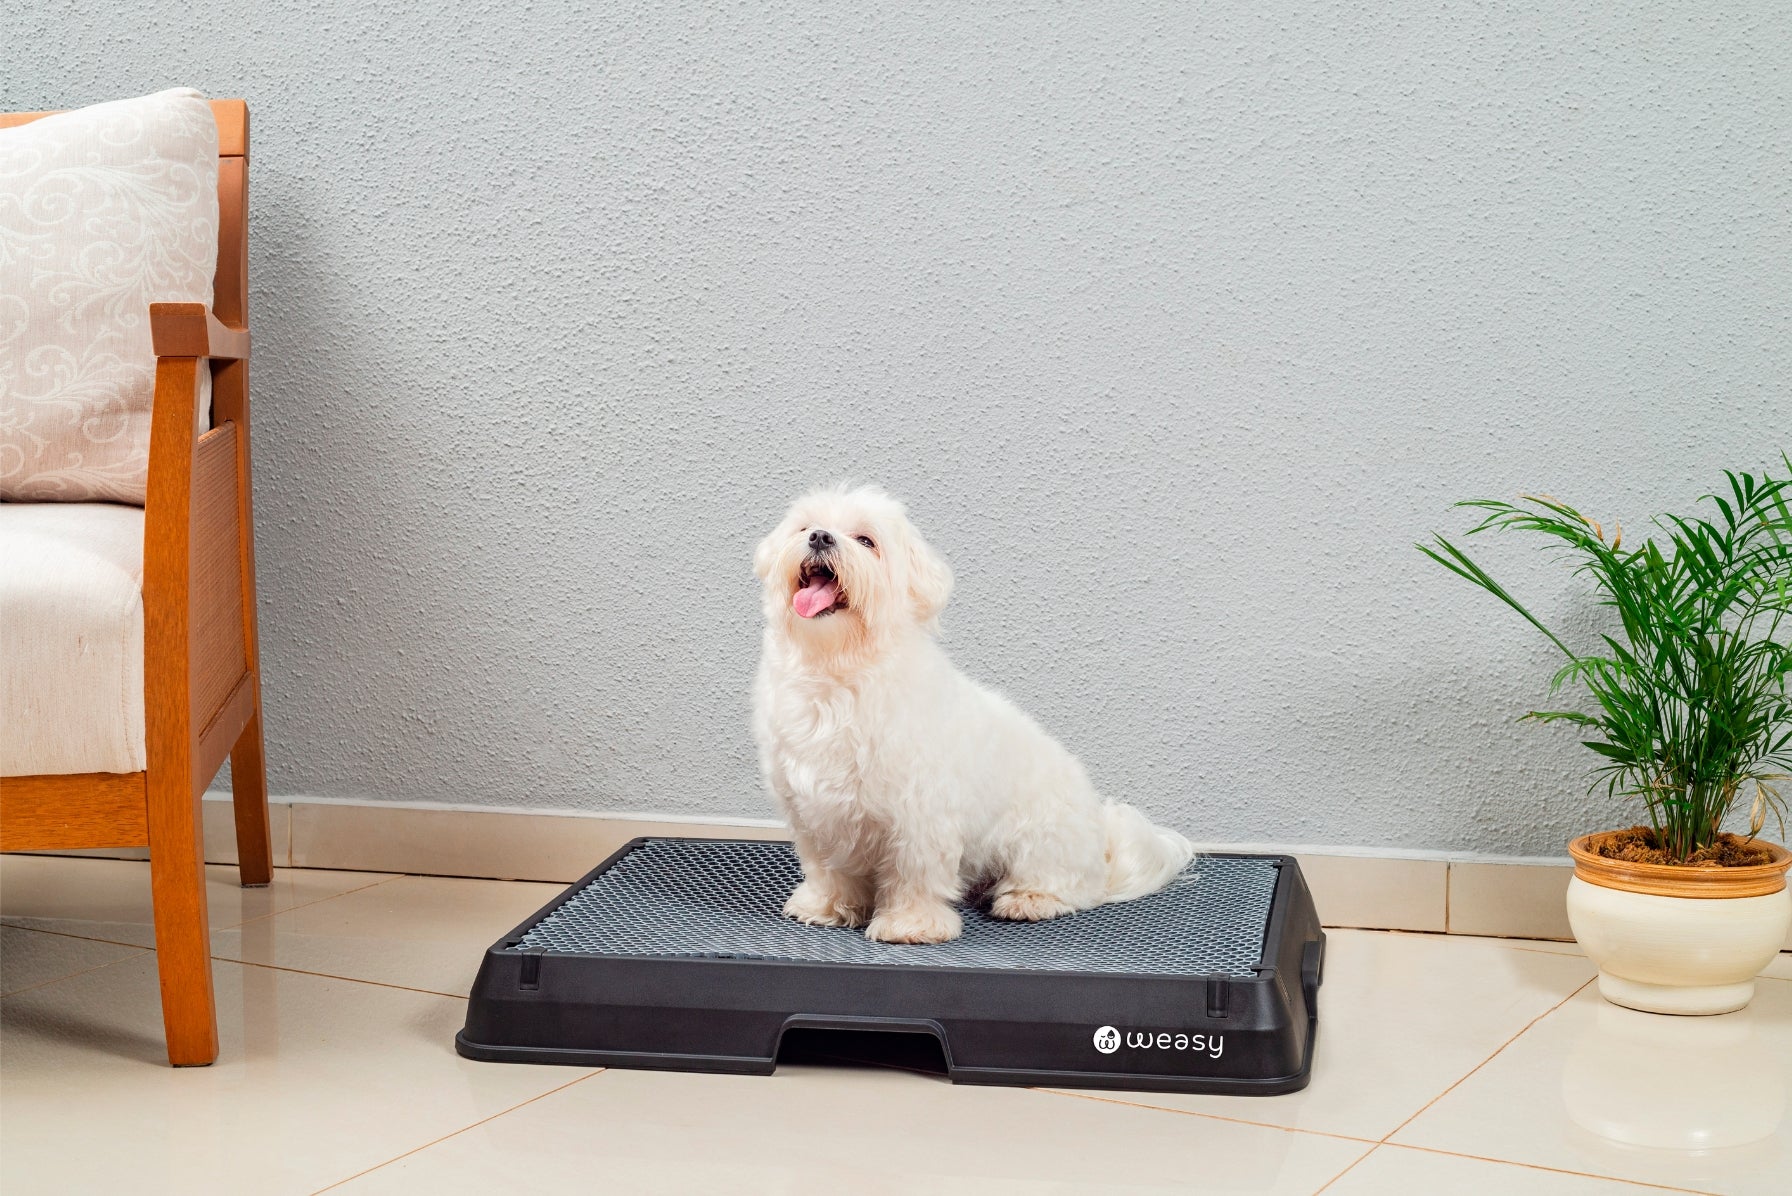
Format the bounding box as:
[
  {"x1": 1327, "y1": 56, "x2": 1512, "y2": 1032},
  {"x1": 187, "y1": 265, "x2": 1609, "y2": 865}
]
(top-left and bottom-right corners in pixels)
[{"x1": 855, "y1": 535, "x2": 876, "y2": 550}]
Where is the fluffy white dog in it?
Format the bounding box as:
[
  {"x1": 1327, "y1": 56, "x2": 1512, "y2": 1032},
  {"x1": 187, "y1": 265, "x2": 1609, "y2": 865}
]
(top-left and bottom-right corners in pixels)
[{"x1": 751, "y1": 484, "x2": 1193, "y2": 944}]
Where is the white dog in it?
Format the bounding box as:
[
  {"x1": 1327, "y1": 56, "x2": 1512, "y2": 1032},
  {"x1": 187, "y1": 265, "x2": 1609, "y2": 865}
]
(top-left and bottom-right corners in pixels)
[{"x1": 751, "y1": 484, "x2": 1193, "y2": 944}]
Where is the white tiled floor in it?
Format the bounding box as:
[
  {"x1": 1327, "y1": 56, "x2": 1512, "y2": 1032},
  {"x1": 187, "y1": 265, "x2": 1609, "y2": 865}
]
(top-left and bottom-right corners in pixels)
[{"x1": 1, "y1": 854, "x2": 1787, "y2": 1195}]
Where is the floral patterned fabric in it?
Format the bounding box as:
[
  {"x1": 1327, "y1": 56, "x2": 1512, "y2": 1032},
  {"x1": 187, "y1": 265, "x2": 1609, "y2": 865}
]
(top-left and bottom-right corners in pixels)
[{"x1": 0, "y1": 88, "x2": 218, "y2": 504}]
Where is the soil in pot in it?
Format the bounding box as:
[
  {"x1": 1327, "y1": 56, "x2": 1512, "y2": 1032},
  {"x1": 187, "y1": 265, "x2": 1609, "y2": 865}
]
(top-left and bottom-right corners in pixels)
[{"x1": 1585, "y1": 825, "x2": 1777, "y2": 869}]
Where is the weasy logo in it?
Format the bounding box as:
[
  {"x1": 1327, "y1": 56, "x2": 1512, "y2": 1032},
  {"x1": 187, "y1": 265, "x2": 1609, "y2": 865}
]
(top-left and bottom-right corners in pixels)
[{"x1": 1092, "y1": 1025, "x2": 1224, "y2": 1060}]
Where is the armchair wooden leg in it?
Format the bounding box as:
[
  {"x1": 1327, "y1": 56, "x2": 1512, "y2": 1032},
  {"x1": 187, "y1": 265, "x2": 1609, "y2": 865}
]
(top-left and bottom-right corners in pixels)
[
  {"x1": 148, "y1": 775, "x2": 219, "y2": 1067},
  {"x1": 230, "y1": 703, "x2": 273, "y2": 887}
]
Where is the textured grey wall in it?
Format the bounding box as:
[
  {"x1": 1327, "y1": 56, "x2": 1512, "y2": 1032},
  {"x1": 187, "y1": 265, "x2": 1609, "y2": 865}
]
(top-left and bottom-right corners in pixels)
[{"x1": 6, "y1": 3, "x2": 1787, "y2": 855}]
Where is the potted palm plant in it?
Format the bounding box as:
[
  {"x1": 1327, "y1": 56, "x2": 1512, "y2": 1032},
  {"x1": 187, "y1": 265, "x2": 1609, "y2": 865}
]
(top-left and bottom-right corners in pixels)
[{"x1": 1422, "y1": 461, "x2": 1792, "y2": 1014}]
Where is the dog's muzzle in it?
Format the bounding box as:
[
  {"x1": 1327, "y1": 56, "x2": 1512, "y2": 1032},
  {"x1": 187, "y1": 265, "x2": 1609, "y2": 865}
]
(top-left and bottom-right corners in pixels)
[{"x1": 792, "y1": 551, "x2": 845, "y2": 619}]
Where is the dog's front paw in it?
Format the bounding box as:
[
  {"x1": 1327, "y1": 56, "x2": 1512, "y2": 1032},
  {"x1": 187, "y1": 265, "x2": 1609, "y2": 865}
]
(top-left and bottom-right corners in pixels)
[
  {"x1": 990, "y1": 890, "x2": 1077, "y2": 922},
  {"x1": 783, "y1": 881, "x2": 868, "y2": 928},
  {"x1": 864, "y1": 903, "x2": 963, "y2": 945}
]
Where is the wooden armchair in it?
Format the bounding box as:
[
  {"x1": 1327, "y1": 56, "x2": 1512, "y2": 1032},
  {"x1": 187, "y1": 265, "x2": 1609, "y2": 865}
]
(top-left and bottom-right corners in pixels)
[{"x1": 0, "y1": 98, "x2": 268, "y2": 1067}]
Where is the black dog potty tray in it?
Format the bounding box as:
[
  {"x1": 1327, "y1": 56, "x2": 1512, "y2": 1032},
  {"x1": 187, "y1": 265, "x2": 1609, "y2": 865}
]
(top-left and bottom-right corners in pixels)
[{"x1": 458, "y1": 837, "x2": 1324, "y2": 1096}]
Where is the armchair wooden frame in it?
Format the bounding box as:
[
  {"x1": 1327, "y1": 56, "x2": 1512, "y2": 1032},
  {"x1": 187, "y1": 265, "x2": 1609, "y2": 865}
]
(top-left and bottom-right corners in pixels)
[{"x1": 0, "y1": 100, "x2": 268, "y2": 1067}]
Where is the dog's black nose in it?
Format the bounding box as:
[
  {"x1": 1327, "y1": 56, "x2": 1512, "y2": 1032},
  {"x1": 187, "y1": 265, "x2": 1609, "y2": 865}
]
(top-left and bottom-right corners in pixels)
[{"x1": 808, "y1": 529, "x2": 835, "y2": 551}]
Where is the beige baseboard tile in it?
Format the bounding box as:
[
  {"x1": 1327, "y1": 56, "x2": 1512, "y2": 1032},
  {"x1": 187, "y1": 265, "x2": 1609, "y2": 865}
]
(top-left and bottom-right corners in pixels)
[
  {"x1": 293, "y1": 806, "x2": 1446, "y2": 928},
  {"x1": 26, "y1": 799, "x2": 293, "y2": 870},
  {"x1": 288, "y1": 801, "x2": 791, "y2": 883},
  {"x1": 1288, "y1": 852, "x2": 1448, "y2": 933},
  {"x1": 1447, "y1": 859, "x2": 1574, "y2": 941},
  {"x1": 1448, "y1": 859, "x2": 1792, "y2": 948},
  {"x1": 18, "y1": 795, "x2": 1785, "y2": 948}
]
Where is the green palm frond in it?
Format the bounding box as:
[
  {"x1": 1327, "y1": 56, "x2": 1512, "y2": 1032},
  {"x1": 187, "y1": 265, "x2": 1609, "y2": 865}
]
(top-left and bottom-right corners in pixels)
[{"x1": 1420, "y1": 455, "x2": 1792, "y2": 862}]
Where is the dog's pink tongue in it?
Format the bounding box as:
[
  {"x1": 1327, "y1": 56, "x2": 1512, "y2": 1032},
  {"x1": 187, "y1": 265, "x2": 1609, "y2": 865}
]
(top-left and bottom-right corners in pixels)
[{"x1": 792, "y1": 579, "x2": 839, "y2": 619}]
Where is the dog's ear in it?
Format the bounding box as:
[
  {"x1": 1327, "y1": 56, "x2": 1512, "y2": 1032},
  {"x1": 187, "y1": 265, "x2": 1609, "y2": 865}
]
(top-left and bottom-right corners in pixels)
[
  {"x1": 905, "y1": 527, "x2": 955, "y2": 624},
  {"x1": 753, "y1": 519, "x2": 789, "y2": 580}
]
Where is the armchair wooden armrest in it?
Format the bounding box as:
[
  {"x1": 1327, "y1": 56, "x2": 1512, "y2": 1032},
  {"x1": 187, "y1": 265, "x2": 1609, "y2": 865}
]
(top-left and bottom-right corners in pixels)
[
  {"x1": 144, "y1": 298, "x2": 265, "y2": 845},
  {"x1": 132, "y1": 286, "x2": 268, "y2": 1067},
  {"x1": 150, "y1": 303, "x2": 249, "y2": 360}
]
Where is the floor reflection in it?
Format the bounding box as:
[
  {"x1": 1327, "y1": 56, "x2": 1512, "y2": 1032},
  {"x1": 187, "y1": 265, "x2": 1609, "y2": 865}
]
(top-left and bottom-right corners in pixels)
[{"x1": 1562, "y1": 995, "x2": 1787, "y2": 1170}]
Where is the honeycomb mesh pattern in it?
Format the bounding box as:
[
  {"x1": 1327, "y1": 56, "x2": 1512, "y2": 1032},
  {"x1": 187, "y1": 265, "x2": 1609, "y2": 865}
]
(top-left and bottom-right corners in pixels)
[{"x1": 511, "y1": 839, "x2": 1279, "y2": 977}]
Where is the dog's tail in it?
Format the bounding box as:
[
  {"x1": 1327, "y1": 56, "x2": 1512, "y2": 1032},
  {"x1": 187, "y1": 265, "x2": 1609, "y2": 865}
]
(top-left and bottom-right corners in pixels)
[{"x1": 1101, "y1": 802, "x2": 1195, "y2": 904}]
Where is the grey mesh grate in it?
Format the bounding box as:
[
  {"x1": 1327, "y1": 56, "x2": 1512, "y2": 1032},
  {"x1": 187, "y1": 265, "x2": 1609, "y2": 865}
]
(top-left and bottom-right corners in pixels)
[{"x1": 511, "y1": 839, "x2": 1279, "y2": 977}]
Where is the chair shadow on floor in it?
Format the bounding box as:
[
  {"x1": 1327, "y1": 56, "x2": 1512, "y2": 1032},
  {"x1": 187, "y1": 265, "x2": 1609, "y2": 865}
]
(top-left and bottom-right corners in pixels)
[{"x1": 3, "y1": 994, "x2": 168, "y2": 1067}]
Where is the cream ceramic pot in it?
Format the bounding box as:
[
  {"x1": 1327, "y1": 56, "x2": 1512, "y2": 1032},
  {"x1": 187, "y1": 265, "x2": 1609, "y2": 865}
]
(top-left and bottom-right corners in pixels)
[{"x1": 1565, "y1": 835, "x2": 1792, "y2": 1016}]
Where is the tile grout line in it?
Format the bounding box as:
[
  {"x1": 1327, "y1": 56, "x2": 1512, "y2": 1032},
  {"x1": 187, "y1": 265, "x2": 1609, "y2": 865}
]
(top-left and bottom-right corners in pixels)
[
  {"x1": 1030, "y1": 1087, "x2": 1380, "y2": 1146},
  {"x1": 220, "y1": 872, "x2": 409, "y2": 932},
  {"x1": 1345, "y1": 925, "x2": 1577, "y2": 951},
  {"x1": 1372, "y1": 1141, "x2": 1719, "y2": 1195},
  {"x1": 1499, "y1": 942, "x2": 1583, "y2": 957},
  {"x1": 1, "y1": 926, "x2": 475, "y2": 1003},
  {"x1": 1, "y1": 859, "x2": 407, "y2": 943},
  {"x1": 1377, "y1": 975, "x2": 1597, "y2": 1145},
  {"x1": 308, "y1": 1069, "x2": 606, "y2": 1194},
  {"x1": 0, "y1": 919, "x2": 153, "y2": 951},
  {"x1": 0, "y1": 934, "x2": 154, "y2": 1000},
  {"x1": 1309, "y1": 1141, "x2": 1381, "y2": 1194},
  {"x1": 217, "y1": 954, "x2": 469, "y2": 1000}
]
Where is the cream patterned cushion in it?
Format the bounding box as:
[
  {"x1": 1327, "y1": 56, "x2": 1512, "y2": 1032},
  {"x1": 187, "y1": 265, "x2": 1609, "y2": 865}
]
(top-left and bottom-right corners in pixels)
[
  {"x1": 0, "y1": 502, "x2": 147, "y2": 775},
  {"x1": 0, "y1": 88, "x2": 218, "y2": 504}
]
